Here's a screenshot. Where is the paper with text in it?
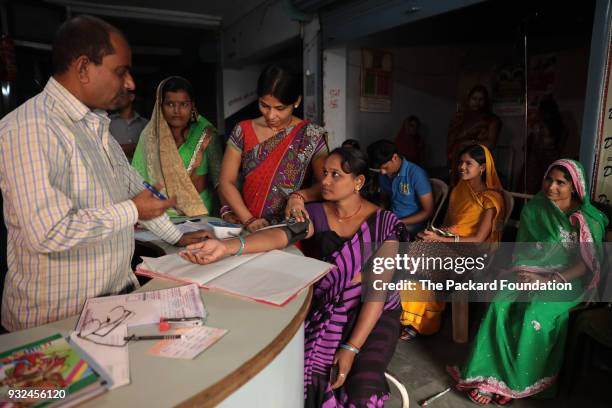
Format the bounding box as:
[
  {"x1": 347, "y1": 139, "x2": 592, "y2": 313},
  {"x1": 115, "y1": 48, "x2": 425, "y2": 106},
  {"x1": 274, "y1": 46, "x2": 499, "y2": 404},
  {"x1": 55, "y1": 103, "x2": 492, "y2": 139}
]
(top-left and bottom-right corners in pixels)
[
  {"x1": 75, "y1": 284, "x2": 206, "y2": 332},
  {"x1": 147, "y1": 326, "x2": 228, "y2": 359},
  {"x1": 137, "y1": 250, "x2": 333, "y2": 305},
  {"x1": 70, "y1": 325, "x2": 130, "y2": 389},
  {"x1": 140, "y1": 253, "x2": 261, "y2": 285}
]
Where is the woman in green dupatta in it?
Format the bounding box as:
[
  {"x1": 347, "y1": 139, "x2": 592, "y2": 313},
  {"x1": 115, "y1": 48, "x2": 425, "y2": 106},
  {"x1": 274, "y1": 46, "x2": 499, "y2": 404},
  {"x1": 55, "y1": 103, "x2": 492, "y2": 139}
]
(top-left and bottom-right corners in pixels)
[
  {"x1": 449, "y1": 159, "x2": 608, "y2": 405},
  {"x1": 132, "y1": 76, "x2": 223, "y2": 216}
]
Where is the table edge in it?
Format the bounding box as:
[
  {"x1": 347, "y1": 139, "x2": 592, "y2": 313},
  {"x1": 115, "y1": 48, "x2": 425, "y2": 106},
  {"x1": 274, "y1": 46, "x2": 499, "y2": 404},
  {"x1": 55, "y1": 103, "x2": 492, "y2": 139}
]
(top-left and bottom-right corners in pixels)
[{"x1": 176, "y1": 287, "x2": 313, "y2": 408}]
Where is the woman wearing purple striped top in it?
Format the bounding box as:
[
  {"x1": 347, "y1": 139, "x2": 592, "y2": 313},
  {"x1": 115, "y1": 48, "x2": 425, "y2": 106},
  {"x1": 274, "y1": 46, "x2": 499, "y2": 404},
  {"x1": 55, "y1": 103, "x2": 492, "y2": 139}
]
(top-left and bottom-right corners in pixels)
[{"x1": 181, "y1": 147, "x2": 404, "y2": 407}]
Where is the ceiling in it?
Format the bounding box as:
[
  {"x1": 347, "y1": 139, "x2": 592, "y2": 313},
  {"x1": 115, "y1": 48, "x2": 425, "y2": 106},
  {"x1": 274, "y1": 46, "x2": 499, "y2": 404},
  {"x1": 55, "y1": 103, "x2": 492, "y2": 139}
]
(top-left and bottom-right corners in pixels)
[
  {"x1": 43, "y1": 0, "x2": 270, "y2": 27},
  {"x1": 363, "y1": 0, "x2": 596, "y2": 49}
]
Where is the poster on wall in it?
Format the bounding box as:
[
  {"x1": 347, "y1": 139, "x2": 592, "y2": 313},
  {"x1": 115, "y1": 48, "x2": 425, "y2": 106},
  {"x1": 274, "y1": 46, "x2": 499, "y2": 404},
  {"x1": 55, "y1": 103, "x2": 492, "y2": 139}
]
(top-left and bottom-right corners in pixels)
[
  {"x1": 360, "y1": 49, "x2": 392, "y2": 113},
  {"x1": 593, "y1": 32, "x2": 612, "y2": 209},
  {"x1": 491, "y1": 63, "x2": 525, "y2": 117}
]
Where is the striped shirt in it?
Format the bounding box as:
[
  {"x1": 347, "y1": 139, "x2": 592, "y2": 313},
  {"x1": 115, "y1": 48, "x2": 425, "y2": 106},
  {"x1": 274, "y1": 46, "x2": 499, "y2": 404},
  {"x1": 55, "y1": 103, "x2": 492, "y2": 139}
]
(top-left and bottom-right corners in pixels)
[{"x1": 0, "y1": 77, "x2": 182, "y2": 331}]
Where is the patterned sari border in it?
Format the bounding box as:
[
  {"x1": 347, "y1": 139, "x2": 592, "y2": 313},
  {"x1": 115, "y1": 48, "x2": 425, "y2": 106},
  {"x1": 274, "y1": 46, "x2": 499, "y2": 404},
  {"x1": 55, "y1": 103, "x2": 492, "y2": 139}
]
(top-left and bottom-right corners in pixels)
[{"x1": 447, "y1": 365, "x2": 557, "y2": 399}]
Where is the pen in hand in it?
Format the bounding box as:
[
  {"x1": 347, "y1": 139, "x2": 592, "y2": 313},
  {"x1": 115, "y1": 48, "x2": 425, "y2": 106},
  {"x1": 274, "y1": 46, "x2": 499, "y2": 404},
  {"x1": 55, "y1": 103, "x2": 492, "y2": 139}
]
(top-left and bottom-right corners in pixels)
[{"x1": 143, "y1": 181, "x2": 168, "y2": 200}]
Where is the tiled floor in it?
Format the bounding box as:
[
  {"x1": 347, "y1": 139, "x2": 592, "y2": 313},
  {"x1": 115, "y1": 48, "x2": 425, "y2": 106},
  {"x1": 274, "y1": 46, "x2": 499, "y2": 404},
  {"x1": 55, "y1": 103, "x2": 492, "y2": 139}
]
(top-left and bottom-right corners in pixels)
[{"x1": 384, "y1": 308, "x2": 611, "y2": 408}]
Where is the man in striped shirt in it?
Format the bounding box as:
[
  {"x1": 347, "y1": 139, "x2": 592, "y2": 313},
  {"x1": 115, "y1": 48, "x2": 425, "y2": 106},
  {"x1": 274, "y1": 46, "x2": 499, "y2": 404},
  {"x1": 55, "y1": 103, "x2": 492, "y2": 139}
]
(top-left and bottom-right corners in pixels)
[{"x1": 0, "y1": 16, "x2": 210, "y2": 331}]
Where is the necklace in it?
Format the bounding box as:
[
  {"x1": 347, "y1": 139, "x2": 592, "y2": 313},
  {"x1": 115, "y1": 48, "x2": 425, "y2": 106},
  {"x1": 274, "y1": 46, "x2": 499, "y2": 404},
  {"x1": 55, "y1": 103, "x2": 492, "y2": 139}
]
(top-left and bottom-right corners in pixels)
[
  {"x1": 268, "y1": 118, "x2": 294, "y2": 134},
  {"x1": 334, "y1": 200, "x2": 363, "y2": 222}
]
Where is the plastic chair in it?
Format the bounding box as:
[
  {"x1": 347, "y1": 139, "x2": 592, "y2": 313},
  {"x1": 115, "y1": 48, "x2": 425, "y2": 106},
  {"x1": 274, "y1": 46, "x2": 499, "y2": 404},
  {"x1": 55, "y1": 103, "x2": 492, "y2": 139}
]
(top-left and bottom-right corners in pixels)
[
  {"x1": 429, "y1": 178, "x2": 449, "y2": 226},
  {"x1": 385, "y1": 371, "x2": 409, "y2": 408},
  {"x1": 501, "y1": 189, "x2": 514, "y2": 230},
  {"x1": 452, "y1": 189, "x2": 514, "y2": 343}
]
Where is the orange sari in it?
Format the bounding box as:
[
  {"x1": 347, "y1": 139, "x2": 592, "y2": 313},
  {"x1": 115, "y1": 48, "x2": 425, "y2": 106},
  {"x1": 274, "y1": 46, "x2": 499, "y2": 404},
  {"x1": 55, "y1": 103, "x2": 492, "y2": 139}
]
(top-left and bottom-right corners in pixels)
[{"x1": 400, "y1": 145, "x2": 505, "y2": 334}]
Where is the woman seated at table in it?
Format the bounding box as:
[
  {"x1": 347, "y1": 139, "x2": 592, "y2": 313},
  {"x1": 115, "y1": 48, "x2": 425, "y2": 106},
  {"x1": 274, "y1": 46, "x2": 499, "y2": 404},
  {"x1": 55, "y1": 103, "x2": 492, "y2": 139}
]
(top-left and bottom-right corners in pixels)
[
  {"x1": 219, "y1": 64, "x2": 328, "y2": 232},
  {"x1": 400, "y1": 144, "x2": 505, "y2": 340},
  {"x1": 182, "y1": 148, "x2": 403, "y2": 407},
  {"x1": 132, "y1": 76, "x2": 223, "y2": 216},
  {"x1": 449, "y1": 159, "x2": 608, "y2": 406}
]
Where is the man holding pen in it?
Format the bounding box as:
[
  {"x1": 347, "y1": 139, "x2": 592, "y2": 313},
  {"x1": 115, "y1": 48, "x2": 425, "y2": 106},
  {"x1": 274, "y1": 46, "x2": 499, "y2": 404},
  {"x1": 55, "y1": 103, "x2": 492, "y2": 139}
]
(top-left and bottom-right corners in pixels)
[{"x1": 0, "y1": 16, "x2": 209, "y2": 331}]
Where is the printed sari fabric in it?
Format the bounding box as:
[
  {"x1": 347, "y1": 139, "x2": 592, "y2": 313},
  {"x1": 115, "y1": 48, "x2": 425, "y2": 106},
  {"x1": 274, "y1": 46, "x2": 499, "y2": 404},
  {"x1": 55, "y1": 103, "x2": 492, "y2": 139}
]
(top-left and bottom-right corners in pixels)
[
  {"x1": 303, "y1": 203, "x2": 402, "y2": 407},
  {"x1": 400, "y1": 145, "x2": 505, "y2": 334},
  {"x1": 228, "y1": 120, "x2": 328, "y2": 222},
  {"x1": 444, "y1": 144, "x2": 505, "y2": 245},
  {"x1": 450, "y1": 159, "x2": 608, "y2": 399},
  {"x1": 131, "y1": 77, "x2": 223, "y2": 216},
  {"x1": 447, "y1": 111, "x2": 500, "y2": 184}
]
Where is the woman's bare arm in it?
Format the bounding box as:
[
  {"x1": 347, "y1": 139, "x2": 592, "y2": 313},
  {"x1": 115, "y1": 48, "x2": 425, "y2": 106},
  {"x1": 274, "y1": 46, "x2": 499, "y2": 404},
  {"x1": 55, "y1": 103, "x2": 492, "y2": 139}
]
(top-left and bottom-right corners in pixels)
[{"x1": 218, "y1": 146, "x2": 254, "y2": 223}]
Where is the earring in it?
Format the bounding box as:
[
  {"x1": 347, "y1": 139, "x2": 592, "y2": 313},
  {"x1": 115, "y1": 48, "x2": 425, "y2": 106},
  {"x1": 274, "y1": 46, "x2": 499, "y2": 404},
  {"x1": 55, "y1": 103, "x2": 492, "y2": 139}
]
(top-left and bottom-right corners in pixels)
[
  {"x1": 191, "y1": 109, "x2": 197, "y2": 122},
  {"x1": 294, "y1": 105, "x2": 298, "y2": 108}
]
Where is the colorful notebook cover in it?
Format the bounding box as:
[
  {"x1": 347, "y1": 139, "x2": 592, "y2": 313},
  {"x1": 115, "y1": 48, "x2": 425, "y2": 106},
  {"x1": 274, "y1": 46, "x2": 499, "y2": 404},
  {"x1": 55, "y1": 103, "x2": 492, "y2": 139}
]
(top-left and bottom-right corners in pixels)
[{"x1": 0, "y1": 333, "x2": 105, "y2": 407}]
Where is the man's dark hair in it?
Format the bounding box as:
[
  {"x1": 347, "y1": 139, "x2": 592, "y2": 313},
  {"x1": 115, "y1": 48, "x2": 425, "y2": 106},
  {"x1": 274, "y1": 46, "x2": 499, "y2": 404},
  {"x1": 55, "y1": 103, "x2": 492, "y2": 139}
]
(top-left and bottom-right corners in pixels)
[
  {"x1": 52, "y1": 15, "x2": 125, "y2": 74},
  {"x1": 367, "y1": 139, "x2": 399, "y2": 169}
]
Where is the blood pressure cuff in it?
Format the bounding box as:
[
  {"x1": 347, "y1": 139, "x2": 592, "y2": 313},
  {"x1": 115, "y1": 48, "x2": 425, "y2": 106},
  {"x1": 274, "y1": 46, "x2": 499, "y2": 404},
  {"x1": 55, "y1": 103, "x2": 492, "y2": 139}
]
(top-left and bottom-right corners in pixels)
[{"x1": 281, "y1": 218, "x2": 310, "y2": 245}]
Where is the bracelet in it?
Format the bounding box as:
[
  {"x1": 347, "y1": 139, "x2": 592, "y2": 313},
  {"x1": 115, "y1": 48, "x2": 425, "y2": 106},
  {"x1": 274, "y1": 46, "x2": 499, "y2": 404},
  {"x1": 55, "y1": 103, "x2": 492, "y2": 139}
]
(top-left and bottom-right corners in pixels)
[
  {"x1": 243, "y1": 217, "x2": 257, "y2": 227},
  {"x1": 220, "y1": 205, "x2": 232, "y2": 216},
  {"x1": 233, "y1": 234, "x2": 245, "y2": 257},
  {"x1": 289, "y1": 192, "x2": 306, "y2": 202},
  {"x1": 339, "y1": 343, "x2": 360, "y2": 354},
  {"x1": 555, "y1": 272, "x2": 568, "y2": 283},
  {"x1": 220, "y1": 211, "x2": 234, "y2": 221}
]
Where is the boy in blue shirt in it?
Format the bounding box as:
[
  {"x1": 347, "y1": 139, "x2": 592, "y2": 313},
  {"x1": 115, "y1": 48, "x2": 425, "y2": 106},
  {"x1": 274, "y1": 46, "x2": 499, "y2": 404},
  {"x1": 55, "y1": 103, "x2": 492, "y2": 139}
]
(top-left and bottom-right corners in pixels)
[{"x1": 367, "y1": 140, "x2": 433, "y2": 235}]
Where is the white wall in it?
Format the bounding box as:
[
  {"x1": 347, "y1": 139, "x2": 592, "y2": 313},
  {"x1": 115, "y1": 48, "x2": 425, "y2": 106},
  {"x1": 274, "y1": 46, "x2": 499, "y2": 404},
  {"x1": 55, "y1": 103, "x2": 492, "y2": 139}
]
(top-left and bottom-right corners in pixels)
[
  {"x1": 323, "y1": 47, "x2": 349, "y2": 149},
  {"x1": 346, "y1": 47, "x2": 460, "y2": 168},
  {"x1": 303, "y1": 16, "x2": 321, "y2": 123},
  {"x1": 222, "y1": 0, "x2": 300, "y2": 66},
  {"x1": 340, "y1": 44, "x2": 589, "y2": 188},
  {"x1": 222, "y1": 65, "x2": 264, "y2": 119}
]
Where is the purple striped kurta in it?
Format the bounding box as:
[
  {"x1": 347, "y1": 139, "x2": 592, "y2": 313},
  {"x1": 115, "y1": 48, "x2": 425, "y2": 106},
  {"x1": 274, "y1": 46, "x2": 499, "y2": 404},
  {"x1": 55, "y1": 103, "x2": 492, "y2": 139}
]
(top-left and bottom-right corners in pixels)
[{"x1": 303, "y1": 204, "x2": 401, "y2": 407}]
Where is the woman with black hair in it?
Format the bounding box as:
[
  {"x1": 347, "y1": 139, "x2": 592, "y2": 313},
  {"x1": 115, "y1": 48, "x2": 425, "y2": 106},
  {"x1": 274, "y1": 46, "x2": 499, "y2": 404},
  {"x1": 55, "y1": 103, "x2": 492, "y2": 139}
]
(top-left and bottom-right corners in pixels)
[
  {"x1": 447, "y1": 85, "x2": 501, "y2": 184},
  {"x1": 400, "y1": 144, "x2": 505, "y2": 339},
  {"x1": 132, "y1": 76, "x2": 223, "y2": 216},
  {"x1": 219, "y1": 64, "x2": 329, "y2": 232},
  {"x1": 183, "y1": 147, "x2": 403, "y2": 407},
  {"x1": 451, "y1": 159, "x2": 607, "y2": 405}
]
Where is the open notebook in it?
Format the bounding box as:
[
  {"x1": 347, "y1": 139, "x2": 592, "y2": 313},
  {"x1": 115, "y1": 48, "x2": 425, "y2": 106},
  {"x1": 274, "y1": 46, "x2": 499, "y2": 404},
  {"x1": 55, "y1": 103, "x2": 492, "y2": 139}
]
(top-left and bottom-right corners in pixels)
[{"x1": 136, "y1": 250, "x2": 333, "y2": 306}]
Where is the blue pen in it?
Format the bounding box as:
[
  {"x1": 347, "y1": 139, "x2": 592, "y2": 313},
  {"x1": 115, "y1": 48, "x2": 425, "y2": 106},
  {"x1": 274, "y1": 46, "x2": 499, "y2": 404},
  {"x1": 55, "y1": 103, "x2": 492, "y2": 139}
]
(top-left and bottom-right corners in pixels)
[{"x1": 143, "y1": 181, "x2": 168, "y2": 200}]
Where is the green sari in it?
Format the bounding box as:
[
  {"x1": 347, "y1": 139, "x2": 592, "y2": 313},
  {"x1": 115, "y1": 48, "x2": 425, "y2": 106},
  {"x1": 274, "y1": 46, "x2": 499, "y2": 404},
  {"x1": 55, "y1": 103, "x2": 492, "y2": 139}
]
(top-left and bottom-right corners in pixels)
[
  {"x1": 132, "y1": 115, "x2": 221, "y2": 215},
  {"x1": 131, "y1": 77, "x2": 222, "y2": 217},
  {"x1": 450, "y1": 159, "x2": 608, "y2": 399}
]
